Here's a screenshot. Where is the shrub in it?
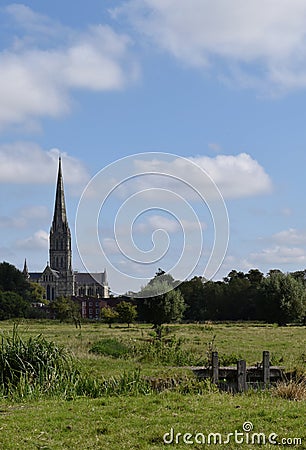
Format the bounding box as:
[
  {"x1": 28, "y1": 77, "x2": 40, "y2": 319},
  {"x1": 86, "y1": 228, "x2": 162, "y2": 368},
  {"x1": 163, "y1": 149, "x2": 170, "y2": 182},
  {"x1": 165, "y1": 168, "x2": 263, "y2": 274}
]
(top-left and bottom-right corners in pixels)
[{"x1": 89, "y1": 338, "x2": 130, "y2": 358}]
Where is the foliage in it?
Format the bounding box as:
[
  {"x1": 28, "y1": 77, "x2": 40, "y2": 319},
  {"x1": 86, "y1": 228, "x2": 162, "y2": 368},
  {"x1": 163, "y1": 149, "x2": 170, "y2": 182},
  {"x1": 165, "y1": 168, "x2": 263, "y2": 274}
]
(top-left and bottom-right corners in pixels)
[
  {"x1": 116, "y1": 301, "x2": 137, "y2": 327},
  {"x1": 132, "y1": 336, "x2": 196, "y2": 366},
  {"x1": 181, "y1": 268, "x2": 306, "y2": 324},
  {"x1": 49, "y1": 296, "x2": 80, "y2": 322},
  {"x1": 90, "y1": 338, "x2": 130, "y2": 358},
  {"x1": 0, "y1": 325, "x2": 78, "y2": 398},
  {"x1": 0, "y1": 291, "x2": 29, "y2": 320},
  {"x1": 101, "y1": 307, "x2": 119, "y2": 327},
  {"x1": 0, "y1": 261, "x2": 30, "y2": 297},
  {"x1": 259, "y1": 272, "x2": 306, "y2": 325},
  {"x1": 28, "y1": 282, "x2": 46, "y2": 304},
  {"x1": 137, "y1": 272, "x2": 185, "y2": 327}
]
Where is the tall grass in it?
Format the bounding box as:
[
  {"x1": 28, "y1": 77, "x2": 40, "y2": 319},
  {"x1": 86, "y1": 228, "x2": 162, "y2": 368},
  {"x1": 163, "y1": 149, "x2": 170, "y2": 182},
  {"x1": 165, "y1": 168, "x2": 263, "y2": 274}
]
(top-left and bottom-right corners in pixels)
[
  {"x1": 90, "y1": 336, "x2": 201, "y2": 366},
  {"x1": 0, "y1": 327, "x2": 155, "y2": 400},
  {"x1": 272, "y1": 377, "x2": 306, "y2": 401},
  {"x1": 0, "y1": 325, "x2": 79, "y2": 399}
]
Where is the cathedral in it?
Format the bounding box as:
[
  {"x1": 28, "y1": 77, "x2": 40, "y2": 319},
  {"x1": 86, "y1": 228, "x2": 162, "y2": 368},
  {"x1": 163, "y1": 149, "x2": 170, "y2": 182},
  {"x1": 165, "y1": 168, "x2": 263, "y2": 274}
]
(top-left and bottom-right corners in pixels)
[{"x1": 25, "y1": 157, "x2": 109, "y2": 301}]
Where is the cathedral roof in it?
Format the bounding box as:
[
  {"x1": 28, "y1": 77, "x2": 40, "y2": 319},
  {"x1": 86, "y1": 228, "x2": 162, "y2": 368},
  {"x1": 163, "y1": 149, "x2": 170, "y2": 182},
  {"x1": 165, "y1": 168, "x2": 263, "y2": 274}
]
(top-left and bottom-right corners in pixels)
[
  {"x1": 29, "y1": 272, "x2": 42, "y2": 281},
  {"x1": 75, "y1": 272, "x2": 107, "y2": 285}
]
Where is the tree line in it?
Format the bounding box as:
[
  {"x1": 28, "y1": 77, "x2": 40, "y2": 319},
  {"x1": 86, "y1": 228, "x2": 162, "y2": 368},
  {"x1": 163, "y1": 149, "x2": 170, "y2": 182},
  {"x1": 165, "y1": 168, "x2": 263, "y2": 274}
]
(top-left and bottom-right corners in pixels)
[
  {"x1": 0, "y1": 262, "x2": 305, "y2": 326},
  {"x1": 135, "y1": 268, "x2": 306, "y2": 326}
]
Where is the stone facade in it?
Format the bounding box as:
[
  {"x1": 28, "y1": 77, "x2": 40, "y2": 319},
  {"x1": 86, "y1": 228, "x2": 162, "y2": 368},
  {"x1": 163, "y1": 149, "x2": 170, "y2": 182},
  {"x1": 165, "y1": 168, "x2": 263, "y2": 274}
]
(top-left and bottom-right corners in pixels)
[{"x1": 27, "y1": 158, "x2": 109, "y2": 301}]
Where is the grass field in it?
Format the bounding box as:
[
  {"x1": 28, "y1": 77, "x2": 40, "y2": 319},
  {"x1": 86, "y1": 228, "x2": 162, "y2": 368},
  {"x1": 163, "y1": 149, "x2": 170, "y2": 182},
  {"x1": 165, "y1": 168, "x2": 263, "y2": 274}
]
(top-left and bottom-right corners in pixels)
[{"x1": 0, "y1": 320, "x2": 305, "y2": 449}]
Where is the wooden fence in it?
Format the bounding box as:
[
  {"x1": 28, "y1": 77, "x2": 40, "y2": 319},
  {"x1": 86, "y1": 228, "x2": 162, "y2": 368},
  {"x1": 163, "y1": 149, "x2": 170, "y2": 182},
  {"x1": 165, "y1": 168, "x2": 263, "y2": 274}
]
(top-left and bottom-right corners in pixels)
[{"x1": 192, "y1": 350, "x2": 285, "y2": 392}]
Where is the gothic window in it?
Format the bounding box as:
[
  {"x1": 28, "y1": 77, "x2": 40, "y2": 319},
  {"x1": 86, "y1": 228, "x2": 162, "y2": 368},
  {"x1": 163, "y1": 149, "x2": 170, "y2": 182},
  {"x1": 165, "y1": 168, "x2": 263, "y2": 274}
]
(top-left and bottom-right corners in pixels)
[
  {"x1": 46, "y1": 285, "x2": 51, "y2": 301},
  {"x1": 56, "y1": 240, "x2": 58, "y2": 250},
  {"x1": 61, "y1": 241, "x2": 63, "y2": 250},
  {"x1": 61, "y1": 257, "x2": 63, "y2": 268},
  {"x1": 56, "y1": 257, "x2": 59, "y2": 268}
]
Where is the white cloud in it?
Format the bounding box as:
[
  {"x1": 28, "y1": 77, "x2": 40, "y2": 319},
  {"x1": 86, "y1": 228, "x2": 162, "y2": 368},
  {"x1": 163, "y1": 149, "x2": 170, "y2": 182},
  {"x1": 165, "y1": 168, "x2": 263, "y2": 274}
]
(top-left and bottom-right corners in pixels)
[
  {"x1": 0, "y1": 142, "x2": 89, "y2": 185},
  {"x1": 136, "y1": 215, "x2": 180, "y2": 233},
  {"x1": 0, "y1": 5, "x2": 138, "y2": 129},
  {"x1": 114, "y1": 0, "x2": 306, "y2": 93},
  {"x1": 135, "y1": 214, "x2": 205, "y2": 233},
  {"x1": 130, "y1": 153, "x2": 272, "y2": 199},
  {"x1": 250, "y1": 245, "x2": 306, "y2": 265},
  {"x1": 15, "y1": 229, "x2": 48, "y2": 250},
  {"x1": 272, "y1": 228, "x2": 306, "y2": 245},
  {"x1": 189, "y1": 154, "x2": 272, "y2": 198}
]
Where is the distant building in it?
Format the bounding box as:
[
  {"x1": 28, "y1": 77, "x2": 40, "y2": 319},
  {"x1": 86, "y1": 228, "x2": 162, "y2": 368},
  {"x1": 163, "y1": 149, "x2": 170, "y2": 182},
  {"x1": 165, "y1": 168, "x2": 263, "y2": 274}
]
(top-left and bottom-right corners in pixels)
[{"x1": 25, "y1": 157, "x2": 109, "y2": 301}]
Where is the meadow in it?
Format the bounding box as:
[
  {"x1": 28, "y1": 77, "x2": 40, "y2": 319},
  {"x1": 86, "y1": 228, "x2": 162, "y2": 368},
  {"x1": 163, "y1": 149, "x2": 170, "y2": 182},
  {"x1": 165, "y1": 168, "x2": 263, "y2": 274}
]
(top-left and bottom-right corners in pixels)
[{"x1": 0, "y1": 320, "x2": 304, "y2": 449}]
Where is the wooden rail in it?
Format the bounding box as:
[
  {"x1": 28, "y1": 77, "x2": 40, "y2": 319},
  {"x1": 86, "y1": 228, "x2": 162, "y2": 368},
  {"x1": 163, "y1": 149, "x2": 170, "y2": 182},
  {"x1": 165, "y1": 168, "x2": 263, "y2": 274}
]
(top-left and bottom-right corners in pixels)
[{"x1": 192, "y1": 351, "x2": 285, "y2": 392}]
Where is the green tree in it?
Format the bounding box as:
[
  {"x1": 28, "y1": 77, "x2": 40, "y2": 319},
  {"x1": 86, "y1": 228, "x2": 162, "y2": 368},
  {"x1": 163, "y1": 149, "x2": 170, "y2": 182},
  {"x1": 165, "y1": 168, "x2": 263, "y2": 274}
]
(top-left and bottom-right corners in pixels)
[
  {"x1": 137, "y1": 273, "x2": 185, "y2": 331},
  {"x1": 179, "y1": 276, "x2": 206, "y2": 321},
  {"x1": 0, "y1": 261, "x2": 30, "y2": 297},
  {"x1": 259, "y1": 272, "x2": 306, "y2": 325},
  {"x1": 0, "y1": 291, "x2": 29, "y2": 320},
  {"x1": 49, "y1": 296, "x2": 80, "y2": 322},
  {"x1": 101, "y1": 307, "x2": 119, "y2": 328},
  {"x1": 28, "y1": 282, "x2": 46, "y2": 304},
  {"x1": 116, "y1": 301, "x2": 137, "y2": 327}
]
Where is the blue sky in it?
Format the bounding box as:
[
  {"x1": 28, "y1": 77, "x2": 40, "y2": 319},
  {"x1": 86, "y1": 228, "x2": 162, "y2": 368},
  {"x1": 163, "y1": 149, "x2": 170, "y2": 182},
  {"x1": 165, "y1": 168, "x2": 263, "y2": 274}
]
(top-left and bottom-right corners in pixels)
[{"x1": 1, "y1": 1, "x2": 306, "y2": 294}]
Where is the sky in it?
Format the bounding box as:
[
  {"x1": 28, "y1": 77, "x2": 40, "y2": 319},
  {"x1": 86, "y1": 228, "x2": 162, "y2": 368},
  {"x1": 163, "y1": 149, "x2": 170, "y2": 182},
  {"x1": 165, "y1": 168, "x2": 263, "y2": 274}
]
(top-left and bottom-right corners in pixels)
[{"x1": 1, "y1": 1, "x2": 306, "y2": 294}]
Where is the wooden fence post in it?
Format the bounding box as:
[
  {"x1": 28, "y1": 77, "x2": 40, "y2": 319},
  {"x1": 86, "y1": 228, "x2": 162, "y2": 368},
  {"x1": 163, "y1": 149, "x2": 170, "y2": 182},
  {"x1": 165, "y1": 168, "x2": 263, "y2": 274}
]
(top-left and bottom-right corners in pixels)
[
  {"x1": 263, "y1": 351, "x2": 270, "y2": 388},
  {"x1": 212, "y1": 351, "x2": 219, "y2": 385},
  {"x1": 237, "y1": 360, "x2": 247, "y2": 393}
]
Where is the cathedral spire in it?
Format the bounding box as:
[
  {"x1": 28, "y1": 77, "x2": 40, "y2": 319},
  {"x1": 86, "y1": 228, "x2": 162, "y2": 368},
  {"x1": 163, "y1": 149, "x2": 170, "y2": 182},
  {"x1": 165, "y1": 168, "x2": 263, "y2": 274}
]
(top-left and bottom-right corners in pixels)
[
  {"x1": 23, "y1": 258, "x2": 29, "y2": 279},
  {"x1": 49, "y1": 157, "x2": 72, "y2": 274},
  {"x1": 52, "y1": 157, "x2": 68, "y2": 229}
]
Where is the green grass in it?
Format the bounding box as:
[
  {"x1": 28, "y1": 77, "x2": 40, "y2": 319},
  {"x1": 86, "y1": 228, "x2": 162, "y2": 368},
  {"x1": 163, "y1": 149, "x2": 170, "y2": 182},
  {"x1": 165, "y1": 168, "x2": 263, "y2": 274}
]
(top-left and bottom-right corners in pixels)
[
  {"x1": 1, "y1": 320, "x2": 304, "y2": 376},
  {"x1": 0, "y1": 320, "x2": 304, "y2": 448},
  {"x1": 0, "y1": 391, "x2": 304, "y2": 449},
  {"x1": 89, "y1": 338, "x2": 130, "y2": 358}
]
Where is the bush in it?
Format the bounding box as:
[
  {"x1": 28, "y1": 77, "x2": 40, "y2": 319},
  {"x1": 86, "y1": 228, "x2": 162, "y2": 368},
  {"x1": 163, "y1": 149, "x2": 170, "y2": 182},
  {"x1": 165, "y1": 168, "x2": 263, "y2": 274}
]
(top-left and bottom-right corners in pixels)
[{"x1": 89, "y1": 338, "x2": 130, "y2": 358}]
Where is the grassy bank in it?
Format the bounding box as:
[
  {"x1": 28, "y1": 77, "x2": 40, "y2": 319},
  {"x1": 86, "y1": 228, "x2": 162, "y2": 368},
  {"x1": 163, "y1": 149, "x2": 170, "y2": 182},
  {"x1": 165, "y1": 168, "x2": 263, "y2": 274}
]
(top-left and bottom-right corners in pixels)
[{"x1": 0, "y1": 320, "x2": 304, "y2": 449}]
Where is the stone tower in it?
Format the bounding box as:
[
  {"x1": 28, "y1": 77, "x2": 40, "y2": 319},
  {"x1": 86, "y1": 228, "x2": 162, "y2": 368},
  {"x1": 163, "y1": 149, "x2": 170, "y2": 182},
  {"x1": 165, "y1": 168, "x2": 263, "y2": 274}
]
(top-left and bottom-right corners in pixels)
[
  {"x1": 50, "y1": 157, "x2": 72, "y2": 273},
  {"x1": 48, "y1": 157, "x2": 74, "y2": 298},
  {"x1": 28, "y1": 156, "x2": 109, "y2": 304}
]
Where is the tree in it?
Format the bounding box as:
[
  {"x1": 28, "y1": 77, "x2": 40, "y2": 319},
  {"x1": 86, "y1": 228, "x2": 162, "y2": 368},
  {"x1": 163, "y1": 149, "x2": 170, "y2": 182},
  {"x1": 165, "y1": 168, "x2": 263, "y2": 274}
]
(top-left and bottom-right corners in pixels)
[
  {"x1": 0, "y1": 291, "x2": 29, "y2": 320},
  {"x1": 259, "y1": 272, "x2": 306, "y2": 325},
  {"x1": 179, "y1": 276, "x2": 206, "y2": 321},
  {"x1": 137, "y1": 272, "x2": 185, "y2": 329},
  {"x1": 28, "y1": 282, "x2": 46, "y2": 304},
  {"x1": 116, "y1": 301, "x2": 137, "y2": 327},
  {"x1": 49, "y1": 296, "x2": 80, "y2": 322},
  {"x1": 101, "y1": 307, "x2": 119, "y2": 328},
  {"x1": 0, "y1": 261, "x2": 30, "y2": 298}
]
